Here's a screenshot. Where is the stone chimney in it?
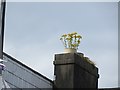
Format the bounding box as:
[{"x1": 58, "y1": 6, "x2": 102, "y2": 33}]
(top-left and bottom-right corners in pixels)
[{"x1": 53, "y1": 53, "x2": 99, "y2": 88}]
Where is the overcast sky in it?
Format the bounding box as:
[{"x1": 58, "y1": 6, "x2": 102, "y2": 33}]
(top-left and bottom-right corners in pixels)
[{"x1": 3, "y1": 2, "x2": 118, "y2": 88}]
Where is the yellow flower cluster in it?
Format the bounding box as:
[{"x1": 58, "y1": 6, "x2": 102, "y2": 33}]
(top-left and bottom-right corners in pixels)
[{"x1": 60, "y1": 32, "x2": 82, "y2": 49}]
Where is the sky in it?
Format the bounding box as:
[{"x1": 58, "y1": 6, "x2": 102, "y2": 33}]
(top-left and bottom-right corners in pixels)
[
  {"x1": 3, "y1": 2, "x2": 118, "y2": 88},
  {"x1": 5, "y1": 0, "x2": 120, "y2": 2}
]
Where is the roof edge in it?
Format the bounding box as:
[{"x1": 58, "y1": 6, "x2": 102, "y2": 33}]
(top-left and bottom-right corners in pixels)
[{"x1": 3, "y1": 52, "x2": 53, "y2": 84}]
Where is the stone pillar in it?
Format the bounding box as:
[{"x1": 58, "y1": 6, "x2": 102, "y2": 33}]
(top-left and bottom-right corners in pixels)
[{"x1": 53, "y1": 53, "x2": 99, "y2": 88}]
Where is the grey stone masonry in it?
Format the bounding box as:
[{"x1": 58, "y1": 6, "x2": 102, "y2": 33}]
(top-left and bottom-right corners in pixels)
[{"x1": 53, "y1": 53, "x2": 99, "y2": 88}]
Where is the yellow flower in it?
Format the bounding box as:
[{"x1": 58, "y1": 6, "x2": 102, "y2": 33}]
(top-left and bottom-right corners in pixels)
[
  {"x1": 60, "y1": 32, "x2": 82, "y2": 49},
  {"x1": 62, "y1": 34, "x2": 67, "y2": 37},
  {"x1": 72, "y1": 32, "x2": 77, "y2": 35},
  {"x1": 76, "y1": 35, "x2": 82, "y2": 38},
  {"x1": 68, "y1": 34, "x2": 72, "y2": 36},
  {"x1": 66, "y1": 38, "x2": 71, "y2": 40}
]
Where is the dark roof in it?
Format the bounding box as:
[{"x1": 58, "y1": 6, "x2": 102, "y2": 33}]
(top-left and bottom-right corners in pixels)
[{"x1": 3, "y1": 52, "x2": 53, "y2": 84}]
